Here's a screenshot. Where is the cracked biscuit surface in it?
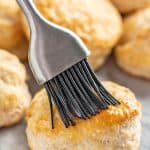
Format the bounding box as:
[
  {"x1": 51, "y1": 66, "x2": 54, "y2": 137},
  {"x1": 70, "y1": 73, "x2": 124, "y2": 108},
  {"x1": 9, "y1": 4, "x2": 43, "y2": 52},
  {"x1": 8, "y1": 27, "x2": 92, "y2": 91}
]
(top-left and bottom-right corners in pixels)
[
  {"x1": 26, "y1": 81, "x2": 141, "y2": 150},
  {"x1": 0, "y1": 49, "x2": 31, "y2": 127},
  {"x1": 115, "y1": 8, "x2": 150, "y2": 79},
  {"x1": 21, "y1": 0, "x2": 122, "y2": 70}
]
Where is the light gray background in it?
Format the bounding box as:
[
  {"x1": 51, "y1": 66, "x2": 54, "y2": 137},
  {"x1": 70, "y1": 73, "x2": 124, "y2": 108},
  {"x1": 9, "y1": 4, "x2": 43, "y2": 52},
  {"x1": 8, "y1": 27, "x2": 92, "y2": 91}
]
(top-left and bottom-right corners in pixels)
[{"x1": 0, "y1": 57, "x2": 150, "y2": 150}]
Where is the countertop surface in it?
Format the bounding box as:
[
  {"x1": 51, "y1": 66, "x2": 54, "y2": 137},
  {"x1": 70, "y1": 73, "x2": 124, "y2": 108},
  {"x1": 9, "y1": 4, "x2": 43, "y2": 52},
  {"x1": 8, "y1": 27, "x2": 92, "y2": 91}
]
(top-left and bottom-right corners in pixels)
[{"x1": 0, "y1": 57, "x2": 150, "y2": 150}]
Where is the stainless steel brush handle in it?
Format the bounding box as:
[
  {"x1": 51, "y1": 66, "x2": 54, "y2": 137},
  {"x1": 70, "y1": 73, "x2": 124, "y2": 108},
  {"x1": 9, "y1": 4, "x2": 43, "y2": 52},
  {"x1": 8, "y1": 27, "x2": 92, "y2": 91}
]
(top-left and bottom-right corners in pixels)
[
  {"x1": 16, "y1": 0, "x2": 90, "y2": 85},
  {"x1": 16, "y1": 0, "x2": 46, "y2": 32}
]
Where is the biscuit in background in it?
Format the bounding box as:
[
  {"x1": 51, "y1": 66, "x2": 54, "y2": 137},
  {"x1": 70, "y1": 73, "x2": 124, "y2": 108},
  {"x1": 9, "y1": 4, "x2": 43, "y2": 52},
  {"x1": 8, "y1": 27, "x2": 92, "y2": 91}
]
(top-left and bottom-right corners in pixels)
[
  {"x1": 26, "y1": 81, "x2": 141, "y2": 150},
  {"x1": 0, "y1": 0, "x2": 28, "y2": 61},
  {"x1": 111, "y1": 0, "x2": 150, "y2": 14},
  {"x1": 21, "y1": 0, "x2": 122, "y2": 70},
  {"x1": 115, "y1": 7, "x2": 150, "y2": 79},
  {"x1": 0, "y1": 49, "x2": 31, "y2": 127},
  {"x1": 10, "y1": 37, "x2": 29, "y2": 61}
]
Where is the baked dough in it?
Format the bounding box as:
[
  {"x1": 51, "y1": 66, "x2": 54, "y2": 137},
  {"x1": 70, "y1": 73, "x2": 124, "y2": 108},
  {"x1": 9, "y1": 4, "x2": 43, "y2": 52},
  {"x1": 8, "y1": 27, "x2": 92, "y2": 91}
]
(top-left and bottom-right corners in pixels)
[
  {"x1": 21, "y1": 0, "x2": 122, "y2": 70},
  {"x1": 115, "y1": 8, "x2": 150, "y2": 79},
  {"x1": 26, "y1": 81, "x2": 141, "y2": 150},
  {"x1": 0, "y1": 49, "x2": 31, "y2": 127},
  {"x1": 9, "y1": 37, "x2": 29, "y2": 61},
  {"x1": 111, "y1": 0, "x2": 150, "y2": 13},
  {"x1": 0, "y1": 0, "x2": 22, "y2": 49},
  {"x1": 0, "y1": 0, "x2": 28, "y2": 61}
]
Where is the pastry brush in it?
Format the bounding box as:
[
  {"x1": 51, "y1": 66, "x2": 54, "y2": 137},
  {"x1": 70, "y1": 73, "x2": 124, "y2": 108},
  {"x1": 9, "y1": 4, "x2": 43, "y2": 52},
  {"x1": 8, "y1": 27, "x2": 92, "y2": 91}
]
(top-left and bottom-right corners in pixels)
[{"x1": 17, "y1": 0, "x2": 120, "y2": 128}]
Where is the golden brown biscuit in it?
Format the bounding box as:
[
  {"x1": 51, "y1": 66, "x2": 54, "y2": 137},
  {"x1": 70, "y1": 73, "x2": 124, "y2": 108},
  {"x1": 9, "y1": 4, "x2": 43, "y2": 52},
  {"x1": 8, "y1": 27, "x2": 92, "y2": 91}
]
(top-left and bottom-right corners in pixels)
[
  {"x1": 115, "y1": 8, "x2": 150, "y2": 79},
  {"x1": 0, "y1": 0, "x2": 28, "y2": 61},
  {"x1": 10, "y1": 37, "x2": 29, "y2": 61},
  {"x1": 0, "y1": 49, "x2": 31, "y2": 127},
  {"x1": 26, "y1": 81, "x2": 141, "y2": 150},
  {"x1": 0, "y1": 0, "x2": 22, "y2": 49},
  {"x1": 21, "y1": 0, "x2": 122, "y2": 70},
  {"x1": 111, "y1": 0, "x2": 150, "y2": 13}
]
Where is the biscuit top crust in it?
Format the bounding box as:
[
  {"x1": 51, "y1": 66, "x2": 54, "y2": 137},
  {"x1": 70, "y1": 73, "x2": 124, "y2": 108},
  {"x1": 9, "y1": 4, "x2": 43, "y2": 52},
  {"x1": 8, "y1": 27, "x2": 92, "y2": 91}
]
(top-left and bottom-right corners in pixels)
[
  {"x1": 119, "y1": 7, "x2": 150, "y2": 44},
  {"x1": 0, "y1": 50, "x2": 31, "y2": 127},
  {"x1": 26, "y1": 81, "x2": 141, "y2": 139},
  {"x1": 116, "y1": 8, "x2": 150, "y2": 68},
  {"x1": 0, "y1": 49, "x2": 26, "y2": 85},
  {"x1": 32, "y1": 0, "x2": 122, "y2": 49}
]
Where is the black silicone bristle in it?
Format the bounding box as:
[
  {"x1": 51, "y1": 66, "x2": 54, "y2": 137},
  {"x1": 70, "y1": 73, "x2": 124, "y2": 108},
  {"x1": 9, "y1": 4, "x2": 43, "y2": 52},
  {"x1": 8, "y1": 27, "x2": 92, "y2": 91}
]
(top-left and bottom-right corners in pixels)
[{"x1": 44, "y1": 59, "x2": 120, "y2": 128}]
